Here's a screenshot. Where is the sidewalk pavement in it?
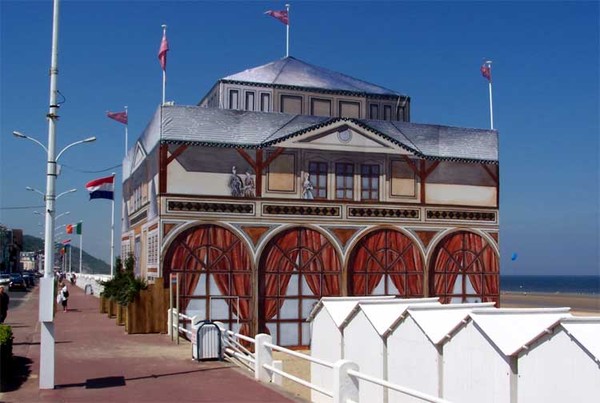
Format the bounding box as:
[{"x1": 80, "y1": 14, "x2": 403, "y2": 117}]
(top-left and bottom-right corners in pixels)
[{"x1": 1, "y1": 282, "x2": 300, "y2": 402}]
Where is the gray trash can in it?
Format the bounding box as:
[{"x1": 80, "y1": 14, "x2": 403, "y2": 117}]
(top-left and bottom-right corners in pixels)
[{"x1": 191, "y1": 320, "x2": 223, "y2": 361}]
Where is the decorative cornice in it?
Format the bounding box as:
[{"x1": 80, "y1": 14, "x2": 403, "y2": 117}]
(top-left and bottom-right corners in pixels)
[
  {"x1": 262, "y1": 204, "x2": 341, "y2": 217},
  {"x1": 167, "y1": 201, "x2": 254, "y2": 215},
  {"x1": 426, "y1": 209, "x2": 496, "y2": 222},
  {"x1": 348, "y1": 207, "x2": 420, "y2": 220}
]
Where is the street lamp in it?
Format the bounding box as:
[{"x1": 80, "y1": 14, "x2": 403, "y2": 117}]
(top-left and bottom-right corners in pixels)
[
  {"x1": 26, "y1": 186, "x2": 46, "y2": 197},
  {"x1": 55, "y1": 211, "x2": 70, "y2": 221}
]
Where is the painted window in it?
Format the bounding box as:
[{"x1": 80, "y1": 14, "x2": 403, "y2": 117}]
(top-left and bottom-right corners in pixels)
[
  {"x1": 361, "y1": 164, "x2": 380, "y2": 201},
  {"x1": 147, "y1": 229, "x2": 158, "y2": 269},
  {"x1": 335, "y1": 163, "x2": 354, "y2": 200},
  {"x1": 309, "y1": 161, "x2": 328, "y2": 199}
]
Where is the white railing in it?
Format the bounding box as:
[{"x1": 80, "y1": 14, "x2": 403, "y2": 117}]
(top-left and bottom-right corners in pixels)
[
  {"x1": 165, "y1": 318, "x2": 448, "y2": 402},
  {"x1": 75, "y1": 273, "x2": 111, "y2": 297},
  {"x1": 229, "y1": 331, "x2": 449, "y2": 403}
]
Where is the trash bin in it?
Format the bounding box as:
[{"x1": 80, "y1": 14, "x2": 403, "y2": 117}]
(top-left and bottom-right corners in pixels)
[{"x1": 191, "y1": 320, "x2": 223, "y2": 361}]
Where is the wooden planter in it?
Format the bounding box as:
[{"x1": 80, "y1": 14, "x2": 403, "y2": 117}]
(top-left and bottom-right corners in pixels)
[
  {"x1": 125, "y1": 279, "x2": 169, "y2": 334},
  {"x1": 99, "y1": 296, "x2": 109, "y2": 314},
  {"x1": 108, "y1": 299, "x2": 117, "y2": 318},
  {"x1": 116, "y1": 304, "x2": 126, "y2": 326}
]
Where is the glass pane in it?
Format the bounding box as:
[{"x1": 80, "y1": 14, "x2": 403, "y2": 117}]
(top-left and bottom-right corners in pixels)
[
  {"x1": 309, "y1": 162, "x2": 316, "y2": 171},
  {"x1": 232, "y1": 322, "x2": 242, "y2": 334},
  {"x1": 452, "y1": 274, "x2": 463, "y2": 294},
  {"x1": 362, "y1": 165, "x2": 369, "y2": 175},
  {"x1": 209, "y1": 276, "x2": 224, "y2": 295},
  {"x1": 287, "y1": 274, "x2": 299, "y2": 295},
  {"x1": 303, "y1": 298, "x2": 318, "y2": 318},
  {"x1": 318, "y1": 189, "x2": 326, "y2": 198},
  {"x1": 345, "y1": 190, "x2": 352, "y2": 199},
  {"x1": 387, "y1": 276, "x2": 401, "y2": 295},
  {"x1": 466, "y1": 296, "x2": 481, "y2": 303},
  {"x1": 318, "y1": 175, "x2": 326, "y2": 187},
  {"x1": 266, "y1": 322, "x2": 277, "y2": 341},
  {"x1": 345, "y1": 176, "x2": 353, "y2": 187},
  {"x1": 302, "y1": 275, "x2": 317, "y2": 295},
  {"x1": 450, "y1": 297, "x2": 463, "y2": 304},
  {"x1": 466, "y1": 275, "x2": 477, "y2": 294},
  {"x1": 362, "y1": 177, "x2": 369, "y2": 188},
  {"x1": 193, "y1": 274, "x2": 206, "y2": 296},
  {"x1": 279, "y1": 299, "x2": 299, "y2": 319},
  {"x1": 210, "y1": 298, "x2": 229, "y2": 321},
  {"x1": 362, "y1": 191, "x2": 369, "y2": 199},
  {"x1": 302, "y1": 323, "x2": 311, "y2": 346},
  {"x1": 280, "y1": 323, "x2": 299, "y2": 346},
  {"x1": 336, "y1": 176, "x2": 343, "y2": 187},
  {"x1": 187, "y1": 298, "x2": 206, "y2": 320},
  {"x1": 336, "y1": 190, "x2": 344, "y2": 198},
  {"x1": 372, "y1": 277, "x2": 385, "y2": 295},
  {"x1": 372, "y1": 165, "x2": 380, "y2": 174}
]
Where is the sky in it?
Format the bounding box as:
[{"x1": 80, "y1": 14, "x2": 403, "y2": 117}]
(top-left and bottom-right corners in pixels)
[{"x1": 0, "y1": 1, "x2": 598, "y2": 276}]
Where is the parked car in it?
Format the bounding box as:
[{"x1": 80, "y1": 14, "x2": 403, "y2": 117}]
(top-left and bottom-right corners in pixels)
[
  {"x1": 23, "y1": 273, "x2": 35, "y2": 287},
  {"x1": 0, "y1": 273, "x2": 10, "y2": 286},
  {"x1": 9, "y1": 273, "x2": 27, "y2": 291}
]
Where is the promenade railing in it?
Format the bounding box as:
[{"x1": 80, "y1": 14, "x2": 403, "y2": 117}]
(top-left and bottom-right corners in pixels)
[{"x1": 169, "y1": 319, "x2": 450, "y2": 403}]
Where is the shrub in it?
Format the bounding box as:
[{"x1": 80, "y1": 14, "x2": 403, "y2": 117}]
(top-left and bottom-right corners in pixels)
[
  {"x1": 0, "y1": 324, "x2": 13, "y2": 384},
  {"x1": 100, "y1": 255, "x2": 147, "y2": 306}
]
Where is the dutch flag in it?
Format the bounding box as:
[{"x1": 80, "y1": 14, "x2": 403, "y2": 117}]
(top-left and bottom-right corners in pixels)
[{"x1": 86, "y1": 175, "x2": 115, "y2": 200}]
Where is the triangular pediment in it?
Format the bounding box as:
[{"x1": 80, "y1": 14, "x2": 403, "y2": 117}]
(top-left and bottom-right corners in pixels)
[
  {"x1": 131, "y1": 142, "x2": 147, "y2": 174},
  {"x1": 276, "y1": 122, "x2": 414, "y2": 155}
]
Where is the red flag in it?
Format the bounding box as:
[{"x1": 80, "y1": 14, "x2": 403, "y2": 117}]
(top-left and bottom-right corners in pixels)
[
  {"x1": 481, "y1": 63, "x2": 491, "y2": 82},
  {"x1": 107, "y1": 111, "x2": 128, "y2": 125},
  {"x1": 61, "y1": 239, "x2": 71, "y2": 245},
  {"x1": 66, "y1": 224, "x2": 73, "y2": 234},
  {"x1": 158, "y1": 31, "x2": 169, "y2": 71},
  {"x1": 265, "y1": 9, "x2": 289, "y2": 25}
]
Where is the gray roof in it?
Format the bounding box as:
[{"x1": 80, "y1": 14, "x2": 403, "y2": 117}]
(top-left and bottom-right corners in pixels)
[
  {"x1": 222, "y1": 56, "x2": 403, "y2": 97},
  {"x1": 131, "y1": 105, "x2": 497, "y2": 164}
]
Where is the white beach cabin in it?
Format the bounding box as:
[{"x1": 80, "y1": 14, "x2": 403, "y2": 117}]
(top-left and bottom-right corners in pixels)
[
  {"x1": 342, "y1": 298, "x2": 440, "y2": 403},
  {"x1": 518, "y1": 316, "x2": 600, "y2": 403},
  {"x1": 307, "y1": 296, "x2": 396, "y2": 403},
  {"x1": 443, "y1": 308, "x2": 571, "y2": 403},
  {"x1": 387, "y1": 302, "x2": 495, "y2": 402}
]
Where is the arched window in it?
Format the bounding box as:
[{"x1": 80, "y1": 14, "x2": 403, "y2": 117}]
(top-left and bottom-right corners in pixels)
[
  {"x1": 163, "y1": 225, "x2": 252, "y2": 335},
  {"x1": 430, "y1": 231, "x2": 499, "y2": 304},
  {"x1": 259, "y1": 227, "x2": 341, "y2": 347},
  {"x1": 348, "y1": 229, "x2": 424, "y2": 297}
]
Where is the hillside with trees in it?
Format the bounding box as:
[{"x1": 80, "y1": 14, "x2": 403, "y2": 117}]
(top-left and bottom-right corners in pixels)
[{"x1": 23, "y1": 234, "x2": 110, "y2": 274}]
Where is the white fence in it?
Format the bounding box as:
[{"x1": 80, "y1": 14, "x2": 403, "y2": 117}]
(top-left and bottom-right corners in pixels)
[
  {"x1": 168, "y1": 315, "x2": 449, "y2": 403},
  {"x1": 75, "y1": 273, "x2": 110, "y2": 297}
]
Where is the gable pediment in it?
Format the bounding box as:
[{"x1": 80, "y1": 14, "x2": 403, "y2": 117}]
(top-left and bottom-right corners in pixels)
[
  {"x1": 131, "y1": 142, "x2": 147, "y2": 174},
  {"x1": 276, "y1": 122, "x2": 414, "y2": 155}
]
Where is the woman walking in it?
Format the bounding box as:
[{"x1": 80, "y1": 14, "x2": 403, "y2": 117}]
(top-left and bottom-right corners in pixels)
[{"x1": 58, "y1": 283, "x2": 69, "y2": 312}]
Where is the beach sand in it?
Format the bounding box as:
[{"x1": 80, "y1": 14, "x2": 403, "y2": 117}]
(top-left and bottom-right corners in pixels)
[{"x1": 500, "y1": 292, "x2": 600, "y2": 315}]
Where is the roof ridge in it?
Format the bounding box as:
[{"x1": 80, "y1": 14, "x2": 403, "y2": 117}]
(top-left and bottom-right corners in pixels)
[
  {"x1": 389, "y1": 120, "x2": 423, "y2": 154},
  {"x1": 271, "y1": 57, "x2": 292, "y2": 85}
]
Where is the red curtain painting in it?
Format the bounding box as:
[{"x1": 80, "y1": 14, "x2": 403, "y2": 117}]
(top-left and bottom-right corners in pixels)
[
  {"x1": 163, "y1": 225, "x2": 253, "y2": 334},
  {"x1": 430, "y1": 231, "x2": 499, "y2": 303},
  {"x1": 348, "y1": 229, "x2": 424, "y2": 297},
  {"x1": 259, "y1": 227, "x2": 341, "y2": 346}
]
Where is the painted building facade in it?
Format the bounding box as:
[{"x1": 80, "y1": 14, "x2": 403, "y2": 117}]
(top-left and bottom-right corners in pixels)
[{"x1": 122, "y1": 57, "x2": 500, "y2": 346}]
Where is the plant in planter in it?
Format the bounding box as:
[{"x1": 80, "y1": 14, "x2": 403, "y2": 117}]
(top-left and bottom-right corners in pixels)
[
  {"x1": 0, "y1": 324, "x2": 14, "y2": 388},
  {"x1": 100, "y1": 255, "x2": 147, "y2": 321}
]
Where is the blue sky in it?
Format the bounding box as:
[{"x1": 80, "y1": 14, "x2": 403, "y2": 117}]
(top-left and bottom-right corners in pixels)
[{"x1": 0, "y1": 1, "x2": 598, "y2": 276}]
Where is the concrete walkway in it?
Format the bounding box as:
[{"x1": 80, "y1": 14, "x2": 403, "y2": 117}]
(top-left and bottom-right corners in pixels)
[{"x1": 1, "y1": 282, "x2": 299, "y2": 402}]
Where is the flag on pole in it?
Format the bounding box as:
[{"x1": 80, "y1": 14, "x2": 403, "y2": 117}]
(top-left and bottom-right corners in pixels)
[
  {"x1": 86, "y1": 175, "x2": 115, "y2": 200},
  {"x1": 481, "y1": 62, "x2": 491, "y2": 82},
  {"x1": 265, "y1": 9, "x2": 289, "y2": 25},
  {"x1": 66, "y1": 223, "x2": 82, "y2": 235},
  {"x1": 107, "y1": 111, "x2": 128, "y2": 125},
  {"x1": 62, "y1": 239, "x2": 71, "y2": 245},
  {"x1": 158, "y1": 30, "x2": 169, "y2": 71}
]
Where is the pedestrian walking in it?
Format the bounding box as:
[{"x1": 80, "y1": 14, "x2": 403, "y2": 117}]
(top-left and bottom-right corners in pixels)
[
  {"x1": 58, "y1": 283, "x2": 69, "y2": 312},
  {"x1": 0, "y1": 285, "x2": 9, "y2": 323}
]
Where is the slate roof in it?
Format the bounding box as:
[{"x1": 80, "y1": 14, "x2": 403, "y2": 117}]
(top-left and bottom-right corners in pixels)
[
  {"x1": 221, "y1": 56, "x2": 403, "y2": 97},
  {"x1": 144, "y1": 105, "x2": 498, "y2": 164}
]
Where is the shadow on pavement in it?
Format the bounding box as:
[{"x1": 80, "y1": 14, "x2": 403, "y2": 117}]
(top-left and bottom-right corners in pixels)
[{"x1": 0, "y1": 356, "x2": 33, "y2": 392}]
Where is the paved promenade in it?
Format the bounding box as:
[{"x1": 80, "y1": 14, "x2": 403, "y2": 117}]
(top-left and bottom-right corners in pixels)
[{"x1": 1, "y1": 283, "x2": 299, "y2": 402}]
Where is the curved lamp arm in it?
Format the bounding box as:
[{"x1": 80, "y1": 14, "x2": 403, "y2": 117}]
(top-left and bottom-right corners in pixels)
[
  {"x1": 13, "y1": 131, "x2": 48, "y2": 153},
  {"x1": 56, "y1": 137, "x2": 96, "y2": 161},
  {"x1": 56, "y1": 188, "x2": 77, "y2": 200}
]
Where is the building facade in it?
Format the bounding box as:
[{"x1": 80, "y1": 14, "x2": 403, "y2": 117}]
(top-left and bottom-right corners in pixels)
[{"x1": 122, "y1": 57, "x2": 500, "y2": 346}]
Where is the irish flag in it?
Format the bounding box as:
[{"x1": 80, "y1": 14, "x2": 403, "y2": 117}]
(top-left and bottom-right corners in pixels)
[{"x1": 86, "y1": 175, "x2": 114, "y2": 200}]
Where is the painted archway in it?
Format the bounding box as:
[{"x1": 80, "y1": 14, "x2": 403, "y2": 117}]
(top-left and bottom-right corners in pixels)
[
  {"x1": 347, "y1": 228, "x2": 424, "y2": 297},
  {"x1": 163, "y1": 224, "x2": 253, "y2": 335},
  {"x1": 258, "y1": 227, "x2": 342, "y2": 347},
  {"x1": 429, "y1": 230, "x2": 499, "y2": 304}
]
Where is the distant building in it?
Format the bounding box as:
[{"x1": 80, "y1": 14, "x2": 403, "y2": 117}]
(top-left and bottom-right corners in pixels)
[
  {"x1": 122, "y1": 57, "x2": 500, "y2": 346},
  {"x1": 1, "y1": 225, "x2": 23, "y2": 273}
]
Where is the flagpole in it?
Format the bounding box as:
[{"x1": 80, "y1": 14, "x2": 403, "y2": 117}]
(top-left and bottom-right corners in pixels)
[
  {"x1": 69, "y1": 244, "x2": 72, "y2": 273},
  {"x1": 285, "y1": 4, "x2": 290, "y2": 57},
  {"x1": 161, "y1": 24, "x2": 167, "y2": 105},
  {"x1": 486, "y1": 60, "x2": 494, "y2": 130},
  {"x1": 79, "y1": 221, "x2": 83, "y2": 274},
  {"x1": 124, "y1": 106, "x2": 128, "y2": 156},
  {"x1": 111, "y1": 173, "x2": 116, "y2": 277}
]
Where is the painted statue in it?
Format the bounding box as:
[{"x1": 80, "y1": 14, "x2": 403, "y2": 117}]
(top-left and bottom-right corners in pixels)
[
  {"x1": 243, "y1": 170, "x2": 256, "y2": 198},
  {"x1": 228, "y1": 166, "x2": 243, "y2": 197},
  {"x1": 302, "y1": 172, "x2": 314, "y2": 200}
]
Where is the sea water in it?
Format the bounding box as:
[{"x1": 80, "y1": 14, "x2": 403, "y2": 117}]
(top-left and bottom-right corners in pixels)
[{"x1": 501, "y1": 275, "x2": 600, "y2": 295}]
